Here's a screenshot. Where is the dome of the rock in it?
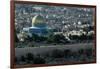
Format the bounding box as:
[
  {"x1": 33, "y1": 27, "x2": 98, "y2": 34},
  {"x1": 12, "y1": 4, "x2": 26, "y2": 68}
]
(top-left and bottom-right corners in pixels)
[
  {"x1": 22, "y1": 15, "x2": 53, "y2": 37},
  {"x1": 32, "y1": 15, "x2": 46, "y2": 27}
]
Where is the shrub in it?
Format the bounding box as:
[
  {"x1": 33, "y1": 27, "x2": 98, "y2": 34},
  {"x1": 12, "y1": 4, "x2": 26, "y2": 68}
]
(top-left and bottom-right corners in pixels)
[
  {"x1": 33, "y1": 56, "x2": 46, "y2": 64},
  {"x1": 20, "y1": 56, "x2": 26, "y2": 62},
  {"x1": 64, "y1": 49, "x2": 72, "y2": 58},
  {"x1": 26, "y1": 53, "x2": 34, "y2": 61},
  {"x1": 43, "y1": 52, "x2": 50, "y2": 58},
  {"x1": 78, "y1": 49, "x2": 85, "y2": 54},
  {"x1": 15, "y1": 32, "x2": 19, "y2": 42},
  {"x1": 47, "y1": 34, "x2": 69, "y2": 43},
  {"x1": 85, "y1": 48, "x2": 93, "y2": 57},
  {"x1": 51, "y1": 49, "x2": 64, "y2": 58}
]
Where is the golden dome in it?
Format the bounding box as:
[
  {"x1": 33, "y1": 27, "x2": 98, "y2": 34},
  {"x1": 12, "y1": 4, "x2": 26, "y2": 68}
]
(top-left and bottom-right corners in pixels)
[{"x1": 32, "y1": 15, "x2": 46, "y2": 27}]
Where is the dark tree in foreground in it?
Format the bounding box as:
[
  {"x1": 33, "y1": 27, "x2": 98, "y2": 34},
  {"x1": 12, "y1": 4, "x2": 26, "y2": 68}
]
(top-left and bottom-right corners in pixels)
[
  {"x1": 20, "y1": 56, "x2": 26, "y2": 62},
  {"x1": 14, "y1": 32, "x2": 19, "y2": 42},
  {"x1": 53, "y1": 34, "x2": 68, "y2": 43},
  {"x1": 51, "y1": 49, "x2": 64, "y2": 58},
  {"x1": 26, "y1": 53, "x2": 34, "y2": 61},
  {"x1": 33, "y1": 56, "x2": 46, "y2": 64},
  {"x1": 47, "y1": 34, "x2": 69, "y2": 43},
  {"x1": 29, "y1": 33, "x2": 39, "y2": 42},
  {"x1": 85, "y1": 48, "x2": 93, "y2": 57},
  {"x1": 31, "y1": 33, "x2": 47, "y2": 42},
  {"x1": 64, "y1": 49, "x2": 72, "y2": 58}
]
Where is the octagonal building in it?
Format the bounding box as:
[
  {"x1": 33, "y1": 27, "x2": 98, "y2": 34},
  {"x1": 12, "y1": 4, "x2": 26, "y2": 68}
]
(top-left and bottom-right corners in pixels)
[{"x1": 23, "y1": 15, "x2": 53, "y2": 37}]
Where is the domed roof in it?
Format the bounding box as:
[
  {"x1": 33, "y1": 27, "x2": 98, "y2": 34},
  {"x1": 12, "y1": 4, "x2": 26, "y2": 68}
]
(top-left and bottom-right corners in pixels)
[{"x1": 32, "y1": 15, "x2": 46, "y2": 27}]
